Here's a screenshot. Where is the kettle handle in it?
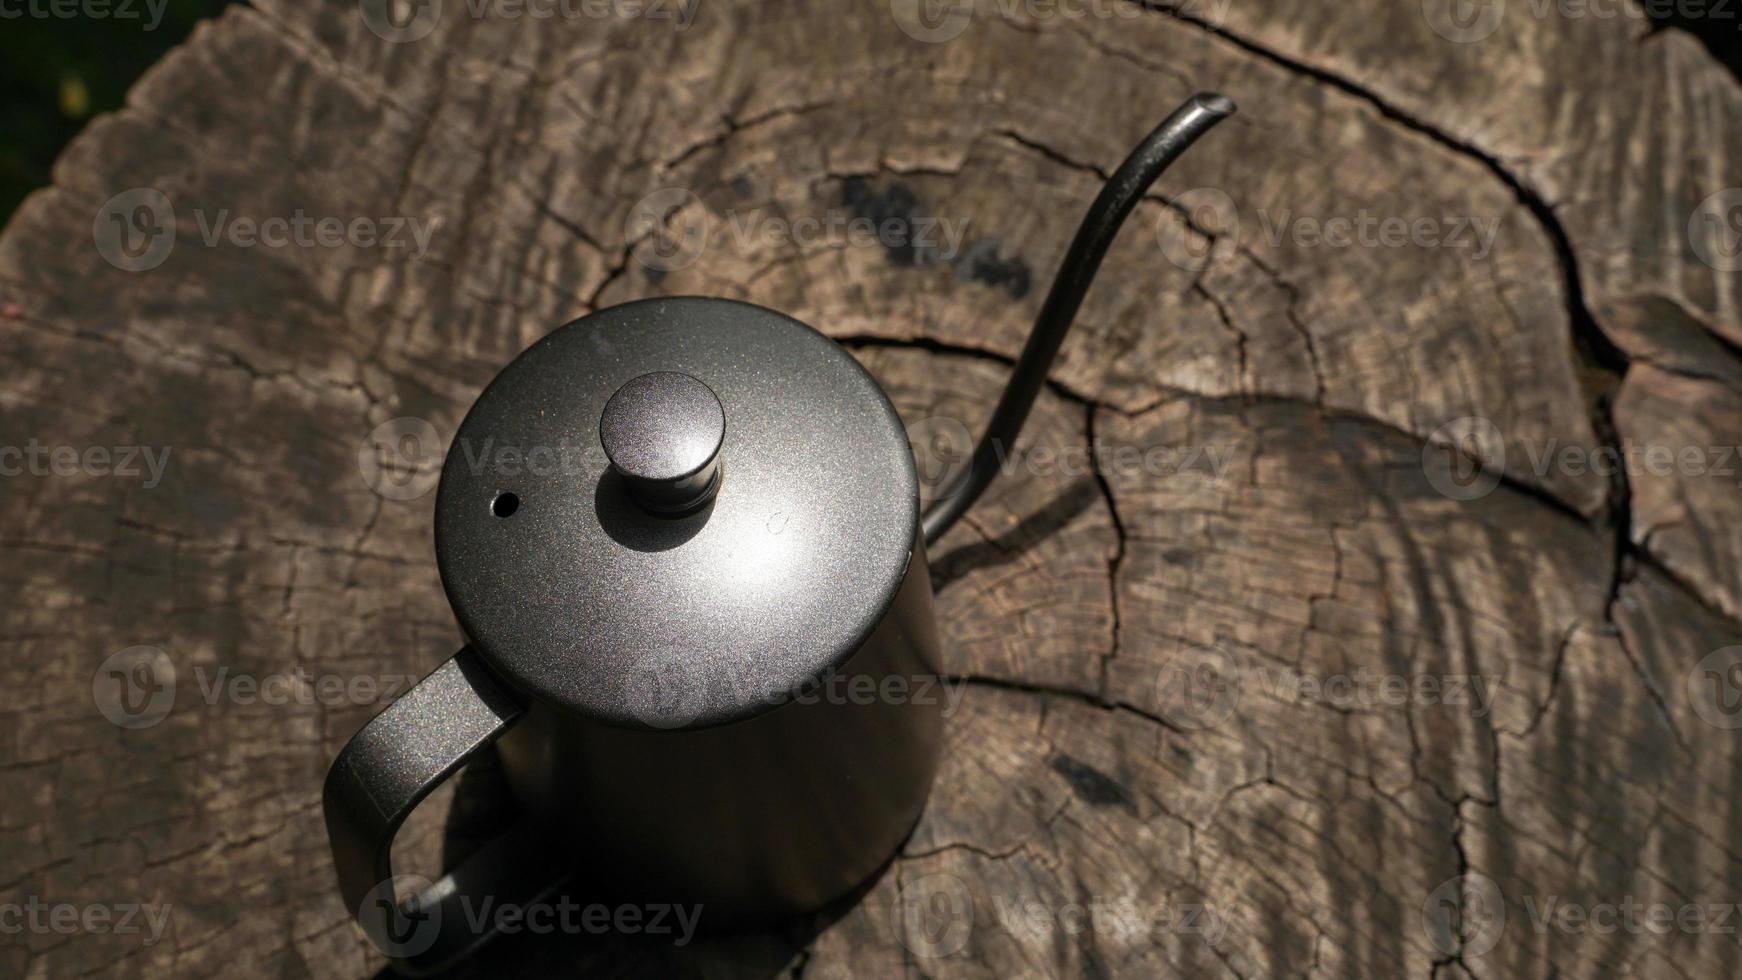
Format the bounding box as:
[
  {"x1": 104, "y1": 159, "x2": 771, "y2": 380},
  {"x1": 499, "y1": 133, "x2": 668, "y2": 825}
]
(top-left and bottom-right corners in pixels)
[
  {"x1": 322, "y1": 647, "x2": 566, "y2": 975},
  {"x1": 921, "y1": 92, "x2": 1237, "y2": 544}
]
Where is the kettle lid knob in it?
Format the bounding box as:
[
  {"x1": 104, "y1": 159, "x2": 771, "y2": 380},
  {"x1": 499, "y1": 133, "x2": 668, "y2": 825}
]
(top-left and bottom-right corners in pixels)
[{"x1": 599, "y1": 371, "x2": 724, "y2": 515}]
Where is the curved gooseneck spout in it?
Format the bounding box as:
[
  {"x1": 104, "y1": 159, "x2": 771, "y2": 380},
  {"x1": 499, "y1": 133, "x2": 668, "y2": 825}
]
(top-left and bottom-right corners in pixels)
[{"x1": 921, "y1": 92, "x2": 1237, "y2": 546}]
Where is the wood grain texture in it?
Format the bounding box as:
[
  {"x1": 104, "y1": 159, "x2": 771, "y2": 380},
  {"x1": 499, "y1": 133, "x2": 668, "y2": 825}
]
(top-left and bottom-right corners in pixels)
[{"x1": 1, "y1": 0, "x2": 1739, "y2": 976}]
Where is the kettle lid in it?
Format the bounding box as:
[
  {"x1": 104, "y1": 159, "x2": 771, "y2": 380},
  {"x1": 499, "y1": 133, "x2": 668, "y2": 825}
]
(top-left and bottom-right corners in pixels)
[{"x1": 434, "y1": 297, "x2": 920, "y2": 730}]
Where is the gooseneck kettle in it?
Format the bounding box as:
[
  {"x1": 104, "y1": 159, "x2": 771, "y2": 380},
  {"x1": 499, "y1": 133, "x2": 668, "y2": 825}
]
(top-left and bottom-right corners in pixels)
[{"x1": 323, "y1": 93, "x2": 1235, "y2": 973}]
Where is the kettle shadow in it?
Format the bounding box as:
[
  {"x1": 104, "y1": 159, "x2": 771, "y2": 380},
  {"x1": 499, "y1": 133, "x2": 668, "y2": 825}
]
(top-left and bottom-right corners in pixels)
[
  {"x1": 370, "y1": 749, "x2": 873, "y2": 979},
  {"x1": 593, "y1": 470, "x2": 713, "y2": 552},
  {"x1": 929, "y1": 474, "x2": 1102, "y2": 589}
]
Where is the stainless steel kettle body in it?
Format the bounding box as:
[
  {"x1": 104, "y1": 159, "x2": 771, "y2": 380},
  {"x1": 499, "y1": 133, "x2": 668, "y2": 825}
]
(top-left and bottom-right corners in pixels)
[
  {"x1": 498, "y1": 530, "x2": 945, "y2": 926},
  {"x1": 321, "y1": 94, "x2": 1233, "y2": 975}
]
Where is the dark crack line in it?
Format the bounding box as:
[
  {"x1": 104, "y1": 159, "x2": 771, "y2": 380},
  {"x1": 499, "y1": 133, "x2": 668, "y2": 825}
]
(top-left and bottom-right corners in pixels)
[
  {"x1": 1427, "y1": 800, "x2": 1478, "y2": 978},
  {"x1": 1084, "y1": 408, "x2": 1129, "y2": 700},
  {"x1": 1191, "y1": 281, "x2": 1250, "y2": 394},
  {"x1": 1512, "y1": 621, "x2": 1579, "y2": 739},
  {"x1": 1136, "y1": 0, "x2": 1637, "y2": 615},
  {"x1": 1632, "y1": 540, "x2": 1742, "y2": 631},
  {"x1": 951, "y1": 673, "x2": 1187, "y2": 735},
  {"x1": 997, "y1": 127, "x2": 1100, "y2": 175},
  {"x1": 530, "y1": 198, "x2": 608, "y2": 254},
  {"x1": 1611, "y1": 620, "x2": 1691, "y2": 755},
  {"x1": 844, "y1": 331, "x2": 1598, "y2": 535},
  {"x1": 1000, "y1": 127, "x2": 1330, "y2": 409},
  {"x1": 660, "y1": 100, "x2": 838, "y2": 174},
  {"x1": 836, "y1": 332, "x2": 1106, "y2": 412}
]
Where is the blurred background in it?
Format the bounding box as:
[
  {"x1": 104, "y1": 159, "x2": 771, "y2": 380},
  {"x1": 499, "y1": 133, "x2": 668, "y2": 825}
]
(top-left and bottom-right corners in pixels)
[{"x1": 0, "y1": 0, "x2": 232, "y2": 222}]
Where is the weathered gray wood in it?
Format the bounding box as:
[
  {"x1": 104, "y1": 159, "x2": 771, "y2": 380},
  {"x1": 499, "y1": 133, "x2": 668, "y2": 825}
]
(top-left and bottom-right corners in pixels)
[{"x1": 2, "y1": 0, "x2": 1740, "y2": 976}]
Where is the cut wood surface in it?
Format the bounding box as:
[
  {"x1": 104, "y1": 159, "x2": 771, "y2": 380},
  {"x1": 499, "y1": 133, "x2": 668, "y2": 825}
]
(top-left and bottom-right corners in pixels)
[{"x1": 2, "y1": 1, "x2": 1740, "y2": 976}]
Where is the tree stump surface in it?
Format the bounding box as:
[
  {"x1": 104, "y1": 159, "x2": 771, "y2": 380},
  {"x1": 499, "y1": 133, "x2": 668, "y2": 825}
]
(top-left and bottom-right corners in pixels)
[{"x1": 3, "y1": 1, "x2": 1741, "y2": 977}]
